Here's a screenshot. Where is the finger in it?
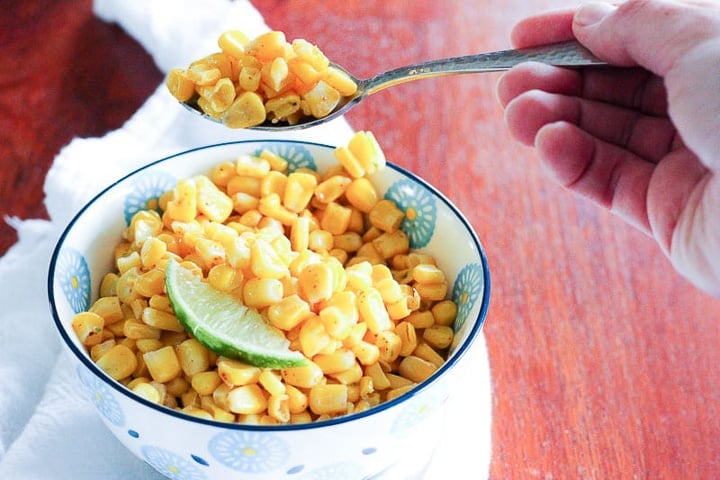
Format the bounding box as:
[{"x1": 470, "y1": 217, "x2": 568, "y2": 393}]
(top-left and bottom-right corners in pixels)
[
  {"x1": 573, "y1": 1, "x2": 720, "y2": 166},
  {"x1": 573, "y1": 1, "x2": 720, "y2": 74},
  {"x1": 505, "y1": 89, "x2": 678, "y2": 162},
  {"x1": 496, "y1": 62, "x2": 581, "y2": 108},
  {"x1": 534, "y1": 121, "x2": 654, "y2": 233},
  {"x1": 510, "y1": 8, "x2": 576, "y2": 47},
  {"x1": 497, "y1": 61, "x2": 668, "y2": 116}
]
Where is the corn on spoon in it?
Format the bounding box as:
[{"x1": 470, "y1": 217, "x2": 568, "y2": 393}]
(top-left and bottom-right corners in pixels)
[{"x1": 180, "y1": 40, "x2": 607, "y2": 131}]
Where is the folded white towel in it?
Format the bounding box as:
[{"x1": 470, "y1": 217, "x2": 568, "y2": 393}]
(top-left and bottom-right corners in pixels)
[{"x1": 0, "y1": 1, "x2": 491, "y2": 478}]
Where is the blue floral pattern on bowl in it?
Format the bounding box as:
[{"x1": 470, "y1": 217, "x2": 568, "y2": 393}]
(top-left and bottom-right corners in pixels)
[
  {"x1": 451, "y1": 263, "x2": 485, "y2": 332},
  {"x1": 208, "y1": 430, "x2": 290, "y2": 473},
  {"x1": 384, "y1": 179, "x2": 437, "y2": 248},
  {"x1": 76, "y1": 365, "x2": 125, "y2": 427},
  {"x1": 56, "y1": 249, "x2": 91, "y2": 314},
  {"x1": 254, "y1": 143, "x2": 316, "y2": 173},
  {"x1": 141, "y1": 445, "x2": 207, "y2": 480},
  {"x1": 123, "y1": 171, "x2": 176, "y2": 225},
  {"x1": 298, "y1": 462, "x2": 365, "y2": 480}
]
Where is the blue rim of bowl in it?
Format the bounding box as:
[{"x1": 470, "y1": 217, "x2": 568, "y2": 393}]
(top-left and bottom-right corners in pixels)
[{"x1": 47, "y1": 139, "x2": 491, "y2": 431}]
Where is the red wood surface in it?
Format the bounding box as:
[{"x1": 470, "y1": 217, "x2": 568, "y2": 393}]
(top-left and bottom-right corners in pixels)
[{"x1": 3, "y1": 1, "x2": 720, "y2": 478}]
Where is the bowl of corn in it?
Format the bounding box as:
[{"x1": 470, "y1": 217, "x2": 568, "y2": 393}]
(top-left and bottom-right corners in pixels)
[{"x1": 48, "y1": 133, "x2": 490, "y2": 480}]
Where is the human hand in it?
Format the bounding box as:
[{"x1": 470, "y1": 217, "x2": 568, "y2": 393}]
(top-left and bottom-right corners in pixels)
[{"x1": 496, "y1": 0, "x2": 720, "y2": 296}]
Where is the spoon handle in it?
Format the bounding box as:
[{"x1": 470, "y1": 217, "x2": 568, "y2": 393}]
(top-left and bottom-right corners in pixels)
[{"x1": 363, "y1": 40, "x2": 607, "y2": 96}]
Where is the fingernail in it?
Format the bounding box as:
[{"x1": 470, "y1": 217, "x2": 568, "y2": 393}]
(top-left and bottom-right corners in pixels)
[{"x1": 575, "y1": 2, "x2": 616, "y2": 27}]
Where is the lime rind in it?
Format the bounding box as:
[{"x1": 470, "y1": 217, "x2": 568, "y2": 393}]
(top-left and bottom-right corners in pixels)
[{"x1": 165, "y1": 258, "x2": 306, "y2": 368}]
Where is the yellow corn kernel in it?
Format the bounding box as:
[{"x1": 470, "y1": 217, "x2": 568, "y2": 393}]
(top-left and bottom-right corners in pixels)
[
  {"x1": 258, "y1": 369, "x2": 286, "y2": 396},
  {"x1": 165, "y1": 376, "x2": 191, "y2": 397},
  {"x1": 333, "y1": 146, "x2": 364, "y2": 178},
  {"x1": 212, "y1": 382, "x2": 232, "y2": 410},
  {"x1": 324, "y1": 65, "x2": 358, "y2": 97},
  {"x1": 267, "y1": 294, "x2": 312, "y2": 331},
  {"x1": 116, "y1": 251, "x2": 142, "y2": 276},
  {"x1": 195, "y1": 175, "x2": 234, "y2": 223},
  {"x1": 347, "y1": 208, "x2": 365, "y2": 234},
  {"x1": 218, "y1": 30, "x2": 249, "y2": 58},
  {"x1": 292, "y1": 38, "x2": 329, "y2": 69},
  {"x1": 376, "y1": 330, "x2": 403, "y2": 363},
  {"x1": 306, "y1": 229, "x2": 332, "y2": 253},
  {"x1": 302, "y1": 80, "x2": 340, "y2": 118},
  {"x1": 249, "y1": 30, "x2": 288, "y2": 61},
  {"x1": 239, "y1": 65, "x2": 262, "y2": 92},
  {"x1": 372, "y1": 230, "x2": 409, "y2": 260},
  {"x1": 314, "y1": 175, "x2": 351, "y2": 204},
  {"x1": 206, "y1": 264, "x2": 242, "y2": 292},
  {"x1": 299, "y1": 262, "x2": 334, "y2": 304},
  {"x1": 99, "y1": 272, "x2": 118, "y2": 298},
  {"x1": 123, "y1": 320, "x2": 161, "y2": 340},
  {"x1": 431, "y1": 299, "x2": 458, "y2": 326},
  {"x1": 186, "y1": 62, "x2": 221, "y2": 86},
  {"x1": 259, "y1": 193, "x2": 298, "y2": 226},
  {"x1": 243, "y1": 277, "x2": 284, "y2": 309},
  {"x1": 386, "y1": 384, "x2": 416, "y2": 401},
  {"x1": 227, "y1": 174, "x2": 262, "y2": 197},
  {"x1": 218, "y1": 357, "x2": 261, "y2": 386},
  {"x1": 412, "y1": 263, "x2": 446, "y2": 284},
  {"x1": 387, "y1": 372, "x2": 415, "y2": 389},
  {"x1": 209, "y1": 161, "x2": 236, "y2": 188},
  {"x1": 265, "y1": 393, "x2": 290, "y2": 423},
  {"x1": 91, "y1": 339, "x2": 116, "y2": 362},
  {"x1": 332, "y1": 232, "x2": 362, "y2": 253},
  {"x1": 192, "y1": 371, "x2": 224, "y2": 396},
  {"x1": 176, "y1": 338, "x2": 210, "y2": 376},
  {"x1": 290, "y1": 216, "x2": 311, "y2": 252},
  {"x1": 250, "y1": 238, "x2": 289, "y2": 279},
  {"x1": 398, "y1": 355, "x2": 438, "y2": 384},
  {"x1": 422, "y1": 325, "x2": 454, "y2": 350},
  {"x1": 202, "y1": 396, "x2": 236, "y2": 422},
  {"x1": 223, "y1": 91, "x2": 266, "y2": 129},
  {"x1": 134, "y1": 269, "x2": 166, "y2": 298},
  {"x1": 395, "y1": 321, "x2": 418, "y2": 357},
  {"x1": 354, "y1": 243, "x2": 385, "y2": 266},
  {"x1": 407, "y1": 310, "x2": 435, "y2": 329},
  {"x1": 345, "y1": 261, "x2": 372, "y2": 292},
  {"x1": 414, "y1": 281, "x2": 448, "y2": 302},
  {"x1": 227, "y1": 384, "x2": 268, "y2": 414},
  {"x1": 359, "y1": 375, "x2": 375, "y2": 399},
  {"x1": 260, "y1": 170, "x2": 288, "y2": 197},
  {"x1": 281, "y1": 360, "x2": 324, "y2": 388},
  {"x1": 308, "y1": 384, "x2": 347, "y2": 416},
  {"x1": 207, "y1": 77, "x2": 237, "y2": 112},
  {"x1": 191, "y1": 52, "x2": 234, "y2": 78},
  {"x1": 283, "y1": 171, "x2": 317, "y2": 212},
  {"x1": 313, "y1": 348, "x2": 356, "y2": 375},
  {"x1": 266, "y1": 93, "x2": 301, "y2": 122},
  {"x1": 387, "y1": 298, "x2": 412, "y2": 320},
  {"x1": 135, "y1": 338, "x2": 163, "y2": 353},
  {"x1": 330, "y1": 360, "x2": 363, "y2": 385},
  {"x1": 351, "y1": 340, "x2": 380, "y2": 366},
  {"x1": 282, "y1": 384, "x2": 307, "y2": 415},
  {"x1": 142, "y1": 307, "x2": 184, "y2": 333},
  {"x1": 143, "y1": 345, "x2": 182, "y2": 383},
  {"x1": 132, "y1": 382, "x2": 162, "y2": 404},
  {"x1": 140, "y1": 237, "x2": 167, "y2": 269},
  {"x1": 89, "y1": 296, "x2": 124, "y2": 325},
  {"x1": 166, "y1": 178, "x2": 198, "y2": 223},
  {"x1": 165, "y1": 68, "x2": 196, "y2": 102},
  {"x1": 96, "y1": 344, "x2": 137, "y2": 380},
  {"x1": 180, "y1": 389, "x2": 200, "y2": 409},
  {"x1": 369, "y1": 199, "x2": 404, "y2": 232},
  {"x1": 348, "y1": 131, "x2": 386, "y2": 175},
  {"x1": 413, "y1": 342, "x2": 445, "y2": 368},
  {"x1": 362, "y1": 362, "x2": 390, "y2": 391},
  {"x1": 357, "y1": 288, "x2": 392, "y2": 334},
  {"x1": 298, "y1": 315, "x2": 331, "y2": 358},
  {"x1": 320, "y1": 202, "x2": 352, "y2": 235}
]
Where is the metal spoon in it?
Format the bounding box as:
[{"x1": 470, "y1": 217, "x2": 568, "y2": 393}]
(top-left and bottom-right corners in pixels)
[{"x1": 180, "y1": 40, "x2": 607, "y2": 131}]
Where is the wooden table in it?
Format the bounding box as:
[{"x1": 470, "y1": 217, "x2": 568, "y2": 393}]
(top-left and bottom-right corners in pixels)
[{"x1": 3, "y1": 1, "x2": 719, "y2": 478}]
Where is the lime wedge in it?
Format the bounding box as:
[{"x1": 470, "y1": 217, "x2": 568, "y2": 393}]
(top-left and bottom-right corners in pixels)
[{"x1": 165, "y1": 258, "x2": 306, "y2": 368}]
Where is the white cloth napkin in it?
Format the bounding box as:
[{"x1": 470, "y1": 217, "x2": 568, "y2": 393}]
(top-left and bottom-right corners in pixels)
[{"x1": 0, "y1": 1, "x2": 492, "y2": 478}]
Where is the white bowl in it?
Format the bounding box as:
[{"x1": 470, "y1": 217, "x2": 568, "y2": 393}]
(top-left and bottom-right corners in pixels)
[{"x1": 48, "y1": 140, "x2": 490, "y2": 480}]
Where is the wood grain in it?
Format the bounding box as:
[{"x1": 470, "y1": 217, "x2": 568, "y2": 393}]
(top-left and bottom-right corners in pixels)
[{"x1": 3, "y1": 1, "x2": 719, "y2": 478}]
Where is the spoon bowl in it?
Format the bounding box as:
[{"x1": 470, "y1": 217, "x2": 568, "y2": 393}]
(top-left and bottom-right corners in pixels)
[{"x1": 180, "y1": 40, "x2": 607, "y2": 131}]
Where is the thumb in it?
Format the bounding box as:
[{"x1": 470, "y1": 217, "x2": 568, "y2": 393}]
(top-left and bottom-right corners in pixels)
[{"x1": 573, "y1": 0, "x2": 720, "y2": 168}]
